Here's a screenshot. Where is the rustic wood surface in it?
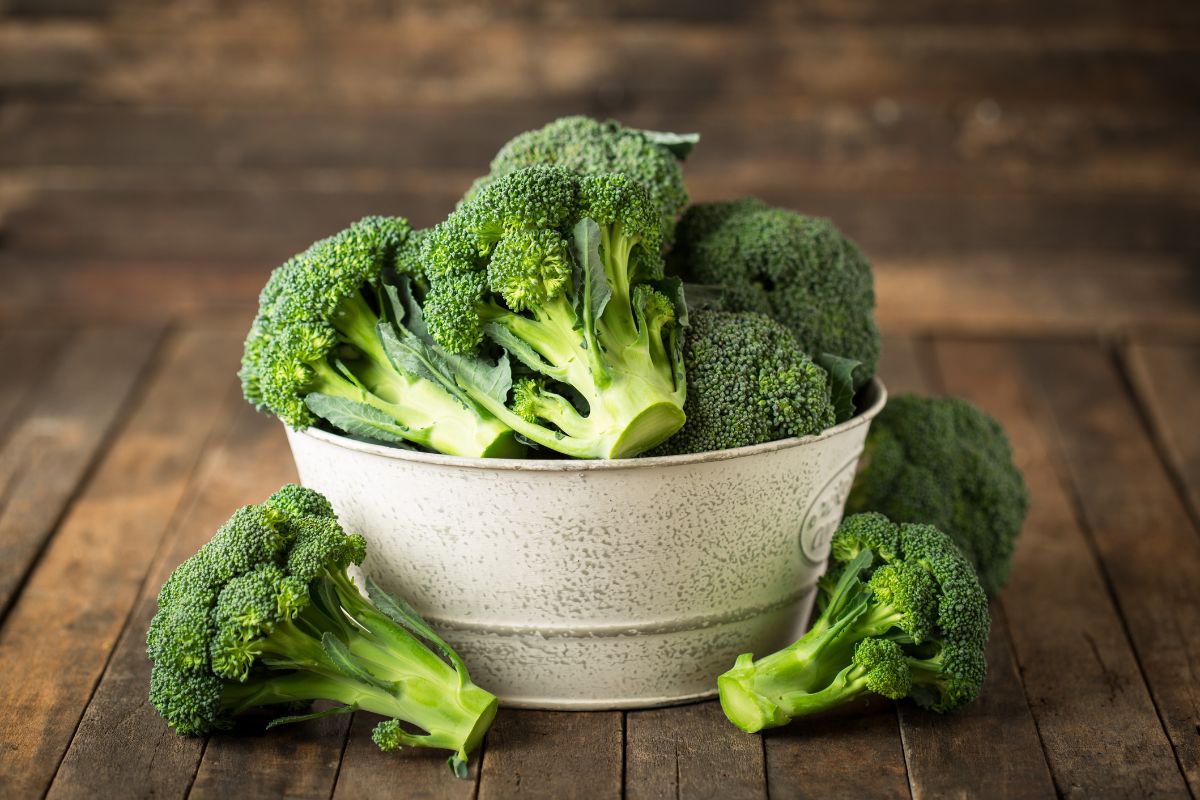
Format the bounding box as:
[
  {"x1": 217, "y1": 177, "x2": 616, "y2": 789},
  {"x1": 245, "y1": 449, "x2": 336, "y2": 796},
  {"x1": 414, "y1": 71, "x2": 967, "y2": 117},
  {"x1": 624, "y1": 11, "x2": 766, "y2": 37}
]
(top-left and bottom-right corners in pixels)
[{"x1": 1, "y1": 1, "x2": 1197, "y2": 797}]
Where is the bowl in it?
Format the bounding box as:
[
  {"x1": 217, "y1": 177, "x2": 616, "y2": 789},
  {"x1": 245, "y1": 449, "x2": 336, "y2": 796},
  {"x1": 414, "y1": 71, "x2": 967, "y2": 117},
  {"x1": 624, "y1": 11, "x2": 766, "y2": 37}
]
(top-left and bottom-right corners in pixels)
[{"x1": 285, "y1": 378, "x2": 886, "y2": 709}]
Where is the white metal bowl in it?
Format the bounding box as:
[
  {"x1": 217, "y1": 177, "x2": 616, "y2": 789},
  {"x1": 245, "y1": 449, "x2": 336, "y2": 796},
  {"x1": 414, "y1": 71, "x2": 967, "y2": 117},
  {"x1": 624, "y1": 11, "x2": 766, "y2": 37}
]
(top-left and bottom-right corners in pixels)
[{"x1": 285, "y1": 378, "x2": 886, "y2": 709}]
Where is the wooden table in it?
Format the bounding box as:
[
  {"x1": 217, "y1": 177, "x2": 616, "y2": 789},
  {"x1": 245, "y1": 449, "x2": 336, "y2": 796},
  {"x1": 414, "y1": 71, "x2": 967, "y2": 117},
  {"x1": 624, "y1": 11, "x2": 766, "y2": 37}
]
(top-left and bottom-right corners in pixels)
[{"x1": 1, "y1": 2, "x2": 1197, "y2": 797}]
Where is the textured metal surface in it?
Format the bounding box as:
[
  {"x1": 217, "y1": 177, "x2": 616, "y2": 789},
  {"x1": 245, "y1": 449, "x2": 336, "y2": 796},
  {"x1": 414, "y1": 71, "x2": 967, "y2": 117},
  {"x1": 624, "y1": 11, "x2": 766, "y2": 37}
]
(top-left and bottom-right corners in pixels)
[{"x1": 287, "y1": 380, "x2": 886, "y2": 708}]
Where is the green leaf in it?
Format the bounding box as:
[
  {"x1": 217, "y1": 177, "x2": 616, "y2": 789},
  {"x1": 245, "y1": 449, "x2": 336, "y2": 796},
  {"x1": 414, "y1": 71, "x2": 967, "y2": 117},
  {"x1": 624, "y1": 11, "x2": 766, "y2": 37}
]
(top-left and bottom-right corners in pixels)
[
  {"x1": 816, "y1": 353, "x2": 861, "y2": 424},
  {"x1": 448, "y1": 754, "x2": 469, "y2": 779},
  {"x1": 571, "y1": 217, "x2": 611, "y2": 342},
  {"x1": 265, "y1": 703, "x2": 358, "y2": 730},
  {"x1": 321, "y1": 632, "x2": 396, "y2": 691},
  {"x1": 366, "y1": 576, "x2": 469, "y2": 681},
  {"x1": 445, "y1": 350, "x2": 514, "y2": 409},
  {"x1": 483, "y1": 322, "x2": 559, "y2": 378},
  {"x1": 637, "y1": 129, "x2": 700, "y2": 159},
  {"x1": 304, "y1": 393, "x2": 413, "y2": 445}
]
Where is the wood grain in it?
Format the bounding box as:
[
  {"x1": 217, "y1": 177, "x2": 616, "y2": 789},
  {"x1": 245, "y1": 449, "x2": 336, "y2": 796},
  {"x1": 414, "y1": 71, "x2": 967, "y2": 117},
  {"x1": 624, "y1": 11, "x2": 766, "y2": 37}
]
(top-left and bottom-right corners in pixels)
[
  {"x1": 47, "y1": 402, "x2": 295, "y2": 800},
  {"x1": 875, "y1": 336, "x2": 1056, "y2": 800},
  {"x1": 765, "y1": 698, "x2": 908, "y2": 800},
  {"x1": 0, "y1": 328, "x2": 240, "y2": 798},
  {"x1": 1021, "y1": 341, "x2": 1200, "y2": 796},
  {"x1": 0, "y1": 326, "x2": 158, "y2": 617},
  {"x1": 477, "y1": 710, "x2": 623, "y2": 800},
  {"x1": 626, "y1": 701, "x2": 766, "y2": 800},
  {"x1": 332, "y1": 710, "x2": 480, "y2": 800},
  {"x1": 1123, "y1": 342, "x2": 1200, "y2": 522},
  {"x1": 0, "y1": 327, "x2": 68, "y2": 438},
  {"x1": 934, "y1": 339, "x2": 1193, "y2": 797}
]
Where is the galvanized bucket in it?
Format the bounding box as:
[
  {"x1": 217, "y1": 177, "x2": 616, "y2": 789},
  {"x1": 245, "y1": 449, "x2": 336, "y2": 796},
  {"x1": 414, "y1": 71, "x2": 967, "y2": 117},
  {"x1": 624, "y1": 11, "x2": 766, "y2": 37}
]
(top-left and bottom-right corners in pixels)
[{"x1": 286, "y1": 378, "x2": 886, "y2": 709}]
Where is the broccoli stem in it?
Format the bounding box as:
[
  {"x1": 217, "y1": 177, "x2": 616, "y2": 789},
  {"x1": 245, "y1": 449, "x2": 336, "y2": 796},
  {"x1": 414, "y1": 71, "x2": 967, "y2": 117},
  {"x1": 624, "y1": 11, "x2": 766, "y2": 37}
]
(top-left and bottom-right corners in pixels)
[
  {"x1": 318, "y1": 293, "x2": 522, "y2": 457},
  {"x1": 221, "y1": 571, "x2": 497, "y2": 766}
]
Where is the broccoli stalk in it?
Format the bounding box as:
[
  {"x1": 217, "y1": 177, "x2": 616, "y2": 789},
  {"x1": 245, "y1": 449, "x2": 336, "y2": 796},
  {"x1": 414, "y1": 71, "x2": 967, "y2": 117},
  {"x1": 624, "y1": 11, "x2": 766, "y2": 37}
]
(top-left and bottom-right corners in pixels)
[
  {"x1": 240, "y1": 216, "x2": 524, "y2": 458},
  {"x1": 147, "y1": 485, "x2": 498, "y2": 777},
  {"x1": 717, "y1": 513, "x2": 989, "y2": 733},
  {"x1": 423, "y1": 165, "x2": 687, "y2": 459}
]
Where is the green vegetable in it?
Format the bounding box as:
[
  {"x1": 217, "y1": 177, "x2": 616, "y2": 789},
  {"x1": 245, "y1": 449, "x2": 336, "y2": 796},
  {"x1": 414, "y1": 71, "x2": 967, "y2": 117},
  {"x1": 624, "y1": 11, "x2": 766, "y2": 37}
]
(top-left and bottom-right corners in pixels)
[
  {"x1": 421, "y1": 164, "x2": 687, "y2": 459},
  {"x1": 239, "y1": 216, "x2": 523, "y2": 458},
  {"x1": 847, "y1": 394, "x2": 1029, "y2": 596},
  {"x1": 718, "y1": 512, "x2": 989, "y2": 732},
  {"x1": 146, "y1": 485, "x2": 497, "y2": 778},
  {"x1": 672, "y1": 199, "x2": 880, "y2": 389},
  {"x1": 648, "y1": 309, "x2": 834, "y2": 455},
  {"x1": 466, "y1": 115, "x2": 697, "y2": 242}
]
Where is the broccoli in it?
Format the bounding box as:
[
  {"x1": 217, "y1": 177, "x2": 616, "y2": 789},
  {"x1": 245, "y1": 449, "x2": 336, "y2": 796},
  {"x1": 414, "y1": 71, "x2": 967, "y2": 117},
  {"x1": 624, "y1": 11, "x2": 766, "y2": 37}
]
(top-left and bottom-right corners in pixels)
[
  {"x1": 647, "y1": 309, "x2": 835, "y2": 455},
  {"x1": 847, "y1": 394, "x2": 1029, "y2": 597},
  {"x1": 240, "y1": 216, "x2": 524, "y2": 458},
  {"x1": 671, "y1": 199, "x2": 880, "y2": 389},
  {"x1": 421, "y1": 164, "x2": 687, "y2": 459},
  {"x1": 465, "y1": 115, "x2": 697, "y2": 242},
  {"x1": 717, "y1": 512, "x2": 989, "y2": 732},
  {"x1": 146, "y1": 484, "x2": 497, "y2": 778}
]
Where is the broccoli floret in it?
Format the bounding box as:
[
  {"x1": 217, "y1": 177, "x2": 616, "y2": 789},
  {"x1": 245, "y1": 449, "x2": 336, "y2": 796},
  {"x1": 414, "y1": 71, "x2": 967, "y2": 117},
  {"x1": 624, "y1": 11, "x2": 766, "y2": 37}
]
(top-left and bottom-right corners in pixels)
[
  {"x1": 717, "y1": 512, "x2": 989, "y2": 732},
  {"x1": 421, "y1": 165, "x2": 687, "y2": 459},
  {"x1": 647, "y1": 310, "x2": 835, "y2": 455},
  {"x1": 239, "y1": 216, "x2": 523, "y2": 458},
  {"x1": 146, "y1": 485, "x2": 497, "y2": 778},
  {"x1": 672, "y1": 199, "x2": 880, "y2": 389},
  {"x1": 847, "y1": 394, "x2": 1029, "y2": 597},
  {"x1": 465, "y1": 116, "x2": 697, "y2": 242}
]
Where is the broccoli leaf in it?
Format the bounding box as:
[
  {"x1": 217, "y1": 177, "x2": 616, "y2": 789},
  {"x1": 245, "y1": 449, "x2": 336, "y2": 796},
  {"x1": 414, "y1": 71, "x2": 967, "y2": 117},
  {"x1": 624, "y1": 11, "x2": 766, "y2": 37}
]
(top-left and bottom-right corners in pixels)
[
  {"x1": 304, "y1": 394, "x2": 414, "y2": 444},
  {"x1": 366, "y1": 576, "x2": 468, "y2": 681},
  {"x1": 265, "y1": 703, "x2": 358, "y2": 730},
  {"x1": 447, "y1": 351, "x2": 514, "y2": 408},
  {"x1": 637, "y1": 129, "x2": 701, "y2": 159},
  {"x1": 571, "y1": 217, "x2": 611, "y2": 340},
  {"x1": 816, "y1": 353, "x2": 861, "y2": 424},
  {"x1": 321, "y1": 632, "x2": 396, "y2": 691}
]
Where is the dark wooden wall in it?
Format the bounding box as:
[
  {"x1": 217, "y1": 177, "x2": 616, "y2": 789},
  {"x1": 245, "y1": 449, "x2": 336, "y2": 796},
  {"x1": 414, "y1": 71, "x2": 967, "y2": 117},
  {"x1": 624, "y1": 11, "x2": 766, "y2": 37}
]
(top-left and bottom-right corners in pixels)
[{"x1": 2, "y1": 0, "x2": 1198, "y2": 334}]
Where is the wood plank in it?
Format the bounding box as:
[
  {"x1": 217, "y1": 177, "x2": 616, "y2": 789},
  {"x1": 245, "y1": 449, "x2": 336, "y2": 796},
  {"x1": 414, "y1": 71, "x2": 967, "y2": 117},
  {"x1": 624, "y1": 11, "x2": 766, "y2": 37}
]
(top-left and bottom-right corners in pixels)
[
  {"x1": 1123, "y1": 342, "x2": 1200, "y2": 522},
  {"x1": 897, "y1": 611, "x2": 1055, "y2": 800},
  {"x1": 0, "y1": 327, "x2": 69, "y2": 440},
  {"x1": 1019, "y1": 341, "x2": 1200, "y2": 795},
  {"x1": 189, "y1": 708, "x2": 352, "y2": 800},
  {"x1": 0, "y1": 328, "x2": 242, "y2": 798},
  {"x1": 872, "y1": 337, "x2": 1056, "y2": 800},
  {"x1": 934, "y1": 339, "x2": 1193, "y2": 798},
  {"x1": 0, "y1": 326, "x2": 158, "y2": 618},
  {"x1": 625, "y1": 701, "x2": 766, "y2": 800},
  {"x1": 5, "y1": 102, "x2": 1198, "y2": 196},
  {"x1": 765, "y1": 699, "x2": 908, "y2": 800},
  {"x1": 477, "y1": 710, "x2": 622, "y2": 800},
  {"x1": 4, "y1": 14, "x2": 1197, "y2": 109},
  {"x1": 332, "y1": 711, "x2": 480, "y2": 800},
  {"x1": 0, "y1": 258, "x2": 265, "y2": 324},
  {"x1": 874, "y1": 256, "x2": 1200, "y2": 337},
  {"x1": 47, "y1": 403, "x2": 295, "y2": 800}
]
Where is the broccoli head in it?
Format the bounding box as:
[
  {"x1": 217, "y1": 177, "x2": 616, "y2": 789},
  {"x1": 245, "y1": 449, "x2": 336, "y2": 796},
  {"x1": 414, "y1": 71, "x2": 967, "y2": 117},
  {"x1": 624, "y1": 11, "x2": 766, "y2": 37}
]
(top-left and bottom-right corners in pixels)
[
  {"x1": 847, "y1": 394, "x2": 1029, "y2": 597},
  {"x1": 717, "y1": 512, "x2": 990, "y2": 732},
  {"x1": 466, "y1": 115, "x2": 697, "y2": 242},
  {"x1": 146, "y1": 484, "x2": 497, "y2": 778},
  {"x1": 239, "y1": 216, "x2": 523, "y2": 458},
  {"x1": 647, "y1": 309, "x2": 835, "y2": 455},
  {"x1": 672, "y1": 198, "x2": 880, "y2": 389},
  {"x1": 421, "y1": 164, "x2": 687, "y2": 459}
]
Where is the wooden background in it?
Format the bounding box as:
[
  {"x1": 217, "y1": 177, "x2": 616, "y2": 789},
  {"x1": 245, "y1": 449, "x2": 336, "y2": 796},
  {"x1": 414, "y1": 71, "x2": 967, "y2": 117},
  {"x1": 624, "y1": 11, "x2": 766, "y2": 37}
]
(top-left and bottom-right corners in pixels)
[{"x1": 1, "y1": 1, "x2": 1198, "y2": 798}]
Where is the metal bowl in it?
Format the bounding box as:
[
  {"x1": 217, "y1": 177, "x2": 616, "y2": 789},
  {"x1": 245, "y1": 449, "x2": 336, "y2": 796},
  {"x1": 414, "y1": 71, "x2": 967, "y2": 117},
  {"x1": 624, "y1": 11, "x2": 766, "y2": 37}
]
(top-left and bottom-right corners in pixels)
[{"x1": 285, "y1": 378, "x2": 887, "y2": 709}]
